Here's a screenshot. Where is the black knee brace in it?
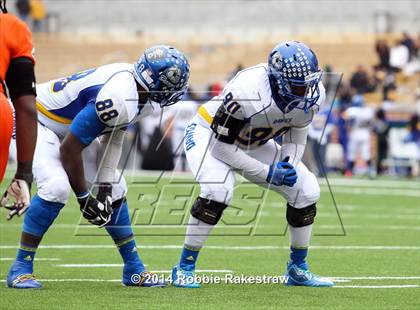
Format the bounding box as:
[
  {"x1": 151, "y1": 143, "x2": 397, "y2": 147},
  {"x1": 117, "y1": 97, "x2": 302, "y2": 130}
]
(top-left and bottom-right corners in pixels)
[
  {"x1": 190, "y1": 197, "x2": 228, "y2": 225},
  {"x1": 286, "y1": 203, "x2": 317, "y2": 227}
]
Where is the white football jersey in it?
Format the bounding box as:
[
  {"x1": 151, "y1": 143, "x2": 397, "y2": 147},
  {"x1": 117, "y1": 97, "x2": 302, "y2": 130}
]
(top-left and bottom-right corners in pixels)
[
  {"x1": 36, "y1": 63, "x2": 158, "y2": 138},
  {"x1": 197, "y1": 63, "x2": 325, "y2": 148}
]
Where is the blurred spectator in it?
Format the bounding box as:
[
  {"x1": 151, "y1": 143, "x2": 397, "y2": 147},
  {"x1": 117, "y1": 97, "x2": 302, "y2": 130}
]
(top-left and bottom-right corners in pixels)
[
  {"x1": 404, "y1": 114, "x2": 420, "y2": 146},
  {"x1": 30, "y1": 0, "x2": 46, "y2": 32},
  {"x1": 402, "y1": 33, "x2": 420, "y2": 76},
  {"x1": 375, "y1": 39, "x2": 390, "y2": 70},
  {"x1": 322, "y1": 64, "x2": 342, "y2": 104},
  {"x1": 403, "y1": 114, "x2": 420, "y2": 177},
  {"x1": 16, "y1": 0, "x2": 30, "y2": 22},
  {"x1": 201, "y1": 81, "x2": 223, "y2": 102},
  {"x1": 335, "y1": 81, "x2": 353, "y2": 109},
  {"x1": 415, "y1": 33, "x2": 420, "y2": 55},
  {"x1": 210, "y1": 81, "x2": 223, "y2": 97},
  {"x1": 228, "y1": 64, "x2": 244, "y2": 80},
  {"x1": 336, "y1": 107, "x2": 349, "y2": 173},
  {"x1": 140, "y1": 108, "x2": 175, "y2": 171},
  {"x1": 350, "y1": 64, "x2": 376, "y2": 94},
  {"x1": 165, "y1": 95, "x2": 198, "y2": 171},
  {"x1": 374, "y1": 69, "x2": 396, "y2": 101},
  {"x1": 345, "y1": 97, "x2": 374, "y2": 176},
  {"x1": 307, "y1": 108, "x2": 334, "y2": 177},
  {"x1": 389, "y1": 39, "x2": 410, "y2": 72},
  {"x1": 401, "y1": 32, "x2": 416, "y2": 61},
  {"x1": 373, "y1": 108, "x2": 390, "y2": 175}
]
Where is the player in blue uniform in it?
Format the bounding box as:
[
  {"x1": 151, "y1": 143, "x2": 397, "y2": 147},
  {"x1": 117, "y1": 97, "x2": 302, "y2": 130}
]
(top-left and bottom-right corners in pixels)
[{"x1": 4, "y1": 45, "x2": 190, "y2": 288}]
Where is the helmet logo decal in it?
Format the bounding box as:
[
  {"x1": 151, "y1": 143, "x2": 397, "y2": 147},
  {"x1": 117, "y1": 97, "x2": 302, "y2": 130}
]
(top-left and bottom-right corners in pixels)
[
  {"x1": 147, "y1": 48, "x2": 165, "y2": 60},
  {"x1": 271, "y1": 52, "x2": 283, "y2": 69}
]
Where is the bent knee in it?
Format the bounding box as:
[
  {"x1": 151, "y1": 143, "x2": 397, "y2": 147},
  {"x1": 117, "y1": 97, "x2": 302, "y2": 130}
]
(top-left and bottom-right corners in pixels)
[
  {"x1": 37, "y1": 176, "x2": 71, "y2": 204},
  {"x1": 293, "y1": 174, "x2": 320, "y2": 209},
  {"x1": 200, "y1": 183, "x2": 234, "y2": 205}
]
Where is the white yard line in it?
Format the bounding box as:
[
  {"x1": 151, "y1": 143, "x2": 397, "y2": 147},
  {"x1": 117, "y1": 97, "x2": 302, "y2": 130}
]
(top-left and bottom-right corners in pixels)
[
  {"x1": 318, "y1": 178, "x2": 420, "y2": 189},
  {"x1": 55, "y1": 265, "x2": 232, "y2": 273},
  {"x1": 332, "y1": 276, "x2": 420, "y2": 280},
  {"x1": 319, "y1": 187, "x2": 419, "y2": 197},
  {"x1": 317, "y1": 225, "x2": 420, "y2": 231},
  {"x1": 334, "y1": 285, "x2": 420, "y2": 289},
  {"x1": 0, "y1": 245, "x2": 419, "y2": 250}
]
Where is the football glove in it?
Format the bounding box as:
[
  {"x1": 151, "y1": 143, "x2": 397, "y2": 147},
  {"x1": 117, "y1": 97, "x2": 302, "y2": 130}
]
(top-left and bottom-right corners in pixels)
[
  {"x1": 266, "y1": 156, "x2": 298, "y2": 187},
  {"x1": 1, "y1": 178, "x2": 31, "y2": 220},
  {"x1": 78, "y1": 190, "x2": 112, "y2": 227},
  {"x1": 96, "y1": 182, "x2": 112, "y2": 205}
]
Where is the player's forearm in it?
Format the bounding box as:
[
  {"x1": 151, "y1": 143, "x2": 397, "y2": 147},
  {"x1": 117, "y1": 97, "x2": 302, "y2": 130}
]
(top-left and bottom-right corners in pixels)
[
  {"x1": 282, "y1": 126, "x2": 309, "y2": 167},
  {"x1": 210, "y1": 139, "x2": 269, "y2": 180},
  {"x1": 280, "y1": 143, "x2": 306, "y2": 167},
  {"x1": 97, "y1": 129, "x2": 125, "y2": 183},
  {"x1": 60, "y1": 134, "x2": 88, "y2": 195},
  {"x1": 13, "y1": 95, "x2": 37, "y2": 181}
]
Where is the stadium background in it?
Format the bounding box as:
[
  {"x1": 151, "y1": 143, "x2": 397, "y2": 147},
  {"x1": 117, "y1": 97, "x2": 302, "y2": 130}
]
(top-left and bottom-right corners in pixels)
[
  {"x1": 1, "y1": 1, "x2": 419, "y2": 309},
  {"x1": 6, "y1": 0, "x2": 420, "y2": 176}
]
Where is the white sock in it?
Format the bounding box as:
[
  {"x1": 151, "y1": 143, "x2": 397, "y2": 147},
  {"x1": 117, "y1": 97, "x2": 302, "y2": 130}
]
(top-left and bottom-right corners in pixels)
[
  {"x1": 289, "y1": 224, "x2": 313, "y2": 248},
  {"x1": 184, "y1": 215, "x2": 215, "y2": 249}
]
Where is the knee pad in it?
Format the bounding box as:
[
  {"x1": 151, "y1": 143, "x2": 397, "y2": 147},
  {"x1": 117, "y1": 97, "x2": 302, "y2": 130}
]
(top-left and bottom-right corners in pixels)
[
  {"x1": 286, "y1": 203, "x2": 317, "y2": 228},
  {"x1": 190, "y1": 197, "x2": 228, "y2": 225}
]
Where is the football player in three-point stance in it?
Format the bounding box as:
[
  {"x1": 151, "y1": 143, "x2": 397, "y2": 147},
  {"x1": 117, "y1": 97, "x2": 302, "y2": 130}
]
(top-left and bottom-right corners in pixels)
[
  {"x1": 172, "y1": 41, "x2": 334, "y2": 287},
  {"x1": 5, "y1": 45, "x2": 190, "y2": 288}
]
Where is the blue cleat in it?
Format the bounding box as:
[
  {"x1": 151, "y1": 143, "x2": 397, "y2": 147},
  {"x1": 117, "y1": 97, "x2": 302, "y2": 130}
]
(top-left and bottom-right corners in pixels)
[
  {"x1": 285, "y1": 262, "x2": 335, "y2": 287},
  {"x1": 122, "y1": 265, "x2": 166, "y2": 287},
  {"x1": 171, "y1": 265, "x2": 200, "y2": 288},
  {"x1": 7, "y1": 261, "x2": 42, "y2": 289}
]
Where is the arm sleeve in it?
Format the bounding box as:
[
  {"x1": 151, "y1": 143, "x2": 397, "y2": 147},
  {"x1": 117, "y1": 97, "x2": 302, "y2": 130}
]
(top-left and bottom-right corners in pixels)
[
  {"x1": 96, "y1": 129, "x2": 126, "y2": 183},
  {"x1": 210, "y1": 138, "x2": 270, "y2": 181},
  {"x1": 6, "y1": 57, "x2": 36, "y2": 99},
  {"x1": 70, "y1": 103, "x2": 107, "y2": 146},
  {"x1": 281, "y1": 125, "x2": 309, "y2": 167}
]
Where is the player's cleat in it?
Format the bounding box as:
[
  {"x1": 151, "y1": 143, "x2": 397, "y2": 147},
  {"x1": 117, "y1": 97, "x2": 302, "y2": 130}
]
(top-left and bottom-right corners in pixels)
[
  {"x1": 285, "y1": 262, "x2": 334, "y2": 287},
  {"x1": 7, "y1": 262, "x2": 42, "y2": 289},
  {"x1": 171, "y1": 265, "x2": 200, "y2": 288},
  {"x1": 122, "y1": 269, "x2": 166, "y2": 287}
]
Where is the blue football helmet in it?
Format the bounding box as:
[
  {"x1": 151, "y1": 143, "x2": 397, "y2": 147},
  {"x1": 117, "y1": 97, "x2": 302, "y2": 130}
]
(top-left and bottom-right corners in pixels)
[
  {"x1": 268, "y1": 41, "x2": 322, "y2": 113},
  {"x1": 133, "y1": 45, "x2": 190, "y2": 107}
]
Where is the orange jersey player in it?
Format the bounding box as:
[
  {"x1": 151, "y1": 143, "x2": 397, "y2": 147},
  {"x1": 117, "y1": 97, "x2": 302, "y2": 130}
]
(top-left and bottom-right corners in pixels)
[{"x1": 0, "y1": 0, "x2": 38, "y2": 219}]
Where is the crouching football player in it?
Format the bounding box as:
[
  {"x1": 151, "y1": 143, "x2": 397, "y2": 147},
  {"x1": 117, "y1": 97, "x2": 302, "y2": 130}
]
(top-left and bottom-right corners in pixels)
[
  {"x1": 172, "y1": 41, "x2": 334, "y2": 287},
  {"x1": 3, "y1": 45, "x2": 190, "y2": 288}
]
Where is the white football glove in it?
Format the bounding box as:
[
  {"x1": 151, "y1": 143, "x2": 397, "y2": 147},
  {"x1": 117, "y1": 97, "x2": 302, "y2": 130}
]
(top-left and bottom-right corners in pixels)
[{"x1": 1, "y1": 179, "x2": 31, "y2": 220}]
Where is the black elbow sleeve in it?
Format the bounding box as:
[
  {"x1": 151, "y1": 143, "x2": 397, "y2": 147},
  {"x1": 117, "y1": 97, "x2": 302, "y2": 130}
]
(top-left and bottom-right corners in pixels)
[{"x1": 5, "y1": 57, "x2": 36, "y2": 100}]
